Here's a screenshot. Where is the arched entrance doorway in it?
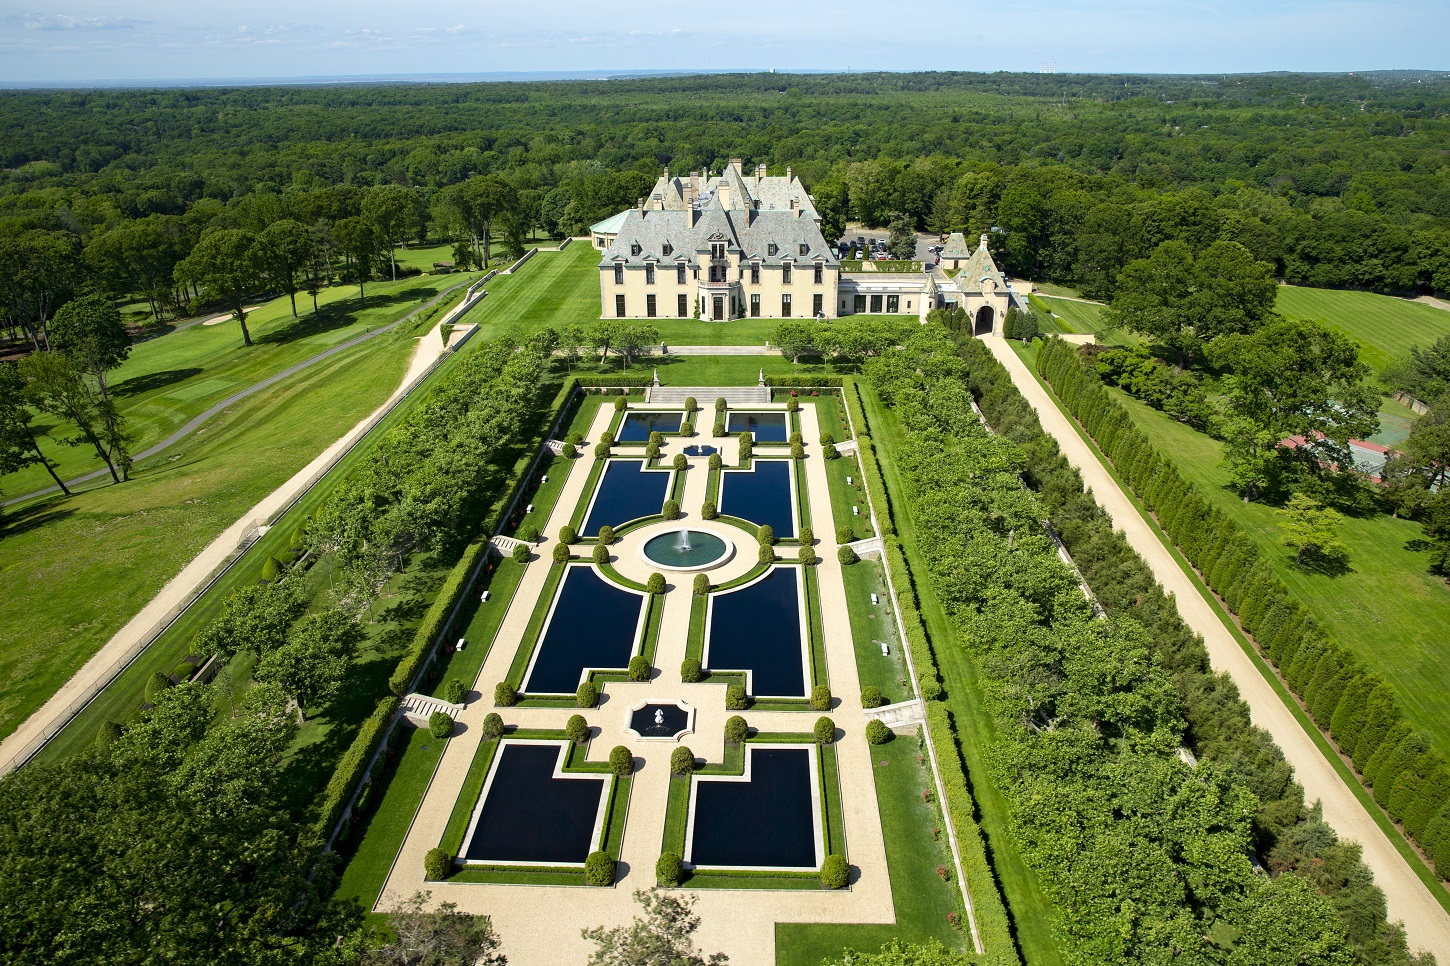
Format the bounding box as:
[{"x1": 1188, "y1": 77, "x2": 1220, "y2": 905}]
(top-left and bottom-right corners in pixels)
[{"x1": 973, "y1": 306, "x2": 995, "y2": 336}]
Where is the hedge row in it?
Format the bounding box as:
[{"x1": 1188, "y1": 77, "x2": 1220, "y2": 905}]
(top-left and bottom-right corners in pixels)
[
  {"x1": 1036, "y1": 337, "x2": 1450, "y2": 877},
  {"x1": 578, "y1": 375, "x2": 652, "y2": 388},
  {"x1": 313, "y1": 695, "x2": 399, "y2": 845},
  {"x1": 388, "y1": 539, "x2": 491, "y2": 697},
  {"x1": 764, "y1": 375, "x2": 845, "y2": 387}
]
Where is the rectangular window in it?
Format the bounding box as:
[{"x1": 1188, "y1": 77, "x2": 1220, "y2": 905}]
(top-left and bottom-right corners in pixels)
[
  {"x1": 678, "y1": 265, "x2": 686, "y2": 285},
  {"x1": 615, "y1": 294, "x2": 626, "y2": 317},
  {"x1": 614, "y1": 265, "x2": 624, "y2": 284},
  {"x1": 854, "y1": 294, "x2": 866, "y2": 313},
  {"x1": 751, "y1": 294, "x2": 761, "y2": 317},
  {"x1": 645, "y1": 265, "x2": 655, "y2": 285},
  {"x1": 647, "y1": 294, "x2": 657, "y2": 317},
  {"x1": 814, "y1": 264, "x2": 823, "y2": 284},
  {"x1": 750, "y1": 265, "x2": 760, "y2": 284},
  {"x1": 678, "y1": 294, "x2": 688, "y2": 317},
  {"x1": 887, "y1": 295, "x2": 900, "y2": 313},
  {"x1": 800, "y1": 243, "x2": 809, "y2": 256},
  {"x1": 782, "y1": 294, "x2": 792, "y2": 317},
  {"x1": 813, "y1": 293, "x2": 823, "y2": 317},
  {"x1": 768, "y1": 243, "x2": 778, "y2": 256},
  {"x1": 782, "y1": 265, "x2": 792, "y2": 285},
  {"x1": 870, "y1": 294, "x2": 883, "y2": 313}
]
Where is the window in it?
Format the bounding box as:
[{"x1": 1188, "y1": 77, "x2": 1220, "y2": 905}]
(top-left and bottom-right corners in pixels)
[
  {"x1": 813, "y1": 293, "x2": 823, "y2": 317},
  {"x1": 614, "y1": 265, "x2": 624, "y2": 284},
  {"x1": 870, "y1": 294, "x2": 883, "y2": 313},
  {"x1": 645, "y1": 264, "x2": 655, "y2": 285},
  {"x1": 767, "y1": 243, "x2": 778, "y2": 256},
  {"x1": 709, "y1": 265, "x2": 727, "y2": 283},
  {"x1": 662, "y1": 243, "x2": 673, "y2": 256},
  {"x1": 750, "y1": 264, "x2": 760, "y2": 284},
  {"x1": 678, "y1": 294, "x2": 688, "y2": 317},
  {"x1": 854, "y1": 294, "x2": 867, "y2": 313},
  {"x1": 887, "y1": 295, "x2": 900, "y2": 313},
  {"x1": 814, "y1": 264, "x2": 823, "y2": 284},
  {"x1": 782, "y1": 293, "x2": 792, "y2": 317},
  {"x1": 711, "y1": 242, "x2": 726, "y2": 259},
  {"x1": 615, "y1": 294, "x2": 626, "y2": 317},
  {"x1": 630, "y1": 243, "x2": 641, "y2": 256},
  {"x1": 647, "y1": 294, "x2": 657, "y2": 317},
  {"x1": 677, "y1": 265, "x2": 687, "y2": 285},
  {"x1": 799, "y1": 243, "x2": 809, "y2": 256},
  {"x1": 751, "y1": 294, "x2": 761, "y2": 317},
  {"x1": 782, "y1": 265, "x2": 792, "y2": 284}
]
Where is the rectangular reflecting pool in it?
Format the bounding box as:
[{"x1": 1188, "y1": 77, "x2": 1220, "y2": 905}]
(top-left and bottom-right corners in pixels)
[
  {"x1": 719, "y1": 459, "x2": 796, "y2": 537},
  {"x1": 618, "y1": 411, "x2": 683, "y2": 442},
  {"x1": 582, "y1": 459, "x2": 670, "y2": 535},
  {"x1": 688, "y1": 747, "x2": 818, "y2": 869},
  {"x1": 524, "y1": 566, "x2": 643, "y2": 693},
  {"x1": 706, "y1": 568, "x2": 806, "y2": 696},
  {"x1": 463, "y1": 742, "x2": 607, "y2": 865},
  {"x1": 727, "y1": 411, "x2": 788, "y2": 443}
]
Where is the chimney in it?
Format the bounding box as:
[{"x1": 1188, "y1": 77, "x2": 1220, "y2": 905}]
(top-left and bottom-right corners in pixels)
[
  {"x1": 638, "y1": 197, "x2": 644, "y2": 211},
  {"x1": 791, "y1": 198, "x2": 800, "y2": 218},
  {"x1": 786, "y1": 165, "x2": 792, "y2": 181},
  {"x1": 757, "y1": 162, "x2": 767, "y2": 179},
  {"x1": 730, "y1": 158, "x2": 744, "y2": 176},
  {"x1": 689, "y1": 172, "x2": 699, "y2": 205},
  {"x1": 980, "y1": 233, "x2": 989, "y2": 251},
  {"x1": 718, "y1": 180, "x2": 731, "y2": 209}
]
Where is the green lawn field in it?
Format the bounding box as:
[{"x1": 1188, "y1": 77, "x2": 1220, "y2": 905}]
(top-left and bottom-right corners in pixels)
[
  {"x1": 1030, "y1": 294, "x2": 1109, "y2": 337},
  {"x1": 1276, "y1": 286, "x2": 1450, "y2": 374}
]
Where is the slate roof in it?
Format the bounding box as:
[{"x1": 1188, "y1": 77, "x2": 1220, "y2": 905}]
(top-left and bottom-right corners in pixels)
[
  {"x1": 941, "y1": 232, "x2": 972, "y2": 259},
  {"x1": 599, "y1": 196, "x2": 838, "y2": 268},
  {"x1": 642, "y1": 169, "x2": 818, "y2": 219},
  {"x1": 954, "y1": 237, "x2": 1007, "y2": 294}
]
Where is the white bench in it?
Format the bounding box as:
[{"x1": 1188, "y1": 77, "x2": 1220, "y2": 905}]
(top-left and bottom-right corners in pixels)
[
  {"x1": 852, "y1": 506, "x2": 859, "y2": 516},
  {"x1": 870, "y1": 593, "x2": 879, "y2": 606},
  {"x1": 456, "y1": 637, "x2": 467, "y2": 652},
  {"x1": 525, "y1": 504, "x2": 534, "y2": 514},
  {"x1": 480, "y1": 590, "x2": 491, "y2": 603},
  {"x1": 879, "y1": 642, "x2": 889, "y2": 656},
  {"x1": 846, "y1": 476, "x2": 853, "y2": 484}
]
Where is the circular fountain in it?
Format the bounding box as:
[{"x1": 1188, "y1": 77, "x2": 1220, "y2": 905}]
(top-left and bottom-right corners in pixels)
[{"x1": 638, "y1": 528, "x2": 733, "y2": 572}]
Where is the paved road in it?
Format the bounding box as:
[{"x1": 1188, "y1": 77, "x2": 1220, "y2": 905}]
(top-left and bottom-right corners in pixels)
[{"x1": 983, "y1": 336, "x2": 1450, "y2": 960}]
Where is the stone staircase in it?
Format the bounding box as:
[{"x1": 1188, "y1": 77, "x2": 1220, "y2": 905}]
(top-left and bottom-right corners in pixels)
[
  {"x1": 489, "y1": 534, "x2": 527, "y2": 555},
  {"x1": 401, "y1": 692, "x2": 466, "y2": 727},
  {"x1": 647, "y1": 386, "x2": 771, "y2": 406},
  {"x1": 864, "y1": 698, "x2": 926, "y2": 730}
]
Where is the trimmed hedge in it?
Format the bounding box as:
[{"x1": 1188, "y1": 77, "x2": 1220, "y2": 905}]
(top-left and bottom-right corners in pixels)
[
  {"x1": 425, "y1": 847, "x2": 452, "y2": 881},
  {"x1": 656, "y1": 851, "x2": 683, "y2": 887},
  {"x1": 581, "y1": 375, "x2": 652, "y2": 388},
  {"x1": 585, "y1": 851, "x2": 616, "y2": 886},
  {"x1": 314, "y1": 696, "x2": 398, "y2": 843},
  {"x1": 388, "y1": 539, "x2": 490, "y2": 697},
  {"x1": 865, "y1": 719, "x2": 892, "y2": 744},
  {"x1": 766, "y1": 375, "x2": 845, "y2": 387},
  {"x1": 819, "y1": 853, "x2": 849, "y2": 888}
]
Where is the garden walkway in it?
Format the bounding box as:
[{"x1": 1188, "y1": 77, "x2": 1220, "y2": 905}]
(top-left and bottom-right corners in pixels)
[{"x1": 984, "y1": 336, "x2": 1450, "y2": 960}]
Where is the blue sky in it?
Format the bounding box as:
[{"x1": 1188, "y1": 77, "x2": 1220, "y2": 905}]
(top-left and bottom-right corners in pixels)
[{"x1": 0, "y1": 0, "x2": 1445, "y2": 84}]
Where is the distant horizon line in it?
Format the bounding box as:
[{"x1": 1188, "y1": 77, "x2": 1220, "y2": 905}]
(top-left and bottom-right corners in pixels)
[{"x1": 2, "y1": 66, "x2": 1447, "y2": 92}]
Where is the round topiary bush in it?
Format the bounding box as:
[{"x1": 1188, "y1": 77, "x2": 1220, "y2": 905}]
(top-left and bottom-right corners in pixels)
[
  {"x1": 481, "y1": 712, "x2": 505, "y2": 740},
  {"x1": 560, "y1": 524, "x2": 578, "y2": 544},
  {"x1": 649, "y1": 431, "x2": 664, "y2": 448},
  {"x1": 144, "y1": 670, "x2": 171, "y2": 703},
  {"x1": 670, "y1": 746, "x2": 695, "y2": 777},
  {"x1": 592, "y1": 544, "x2": 609, "y2": 566},
  {"x1": 724, "y1": 715, "x2": 748, "y2": 744},
  {"x1": 757, "y1": 524, "x2": 776, "y2": 546},
  {"x1": 790, "y1": 431, "x2": 802, "y2": 445},
  {"x1": 260, "y1": 555, "x2": 282, "y2": 582},
  {"x1": 429, "y1": 711, "x2": 454, "y2": 738},
  {"x1": 813, "y1": 716, "x2": 836, "y2": 745},
  {"x1": 566, "y1": 431, "x2": 583, "y2": 446},
  {"x1": 787, "y1": 397, "x2": 800, "y2": 412},
  {"x1": 656, "y1": 851, "x2": 683, "y2": 887},
  {"x1": 708, "y1": 452, "x2": 722, "y2": 470},
  {"x1": 594, "y1": 441, "x2": 611, "y2": 459},
  {"x1": 810, "y1": 684, "x2": 832, "y2": 711},
  {"x1": 684, "y1": 396, "x2": 697, "y2": 413},
  {"x1": 585, "y1": 850, "x2": 616, "y2": 886},
  {"x1": 820, "y1": 433, "x2": 835, "y2": 446},
  {"x1": 576, "y1": 681, "x2": 599, "y2": 708},
  {"x1": 645, "y1": 442, "x2": 661, "y2": 460},
  {"x1": 791, "y1": 441, "x2": 805, "y2": 460},
  {"x1": 566, "y1": 714, "x2": 589, "y2": 744},
  {"x1": 663, "y1": 499, "x2": 680, "y2": 520},
  {"x1": 601, "y1": 432, "x2": 615, "y2": 447},
  {"x1": 758, "y1": 544, "x2": 776, "y2": 565},
  {"x1": 598, "y1": 525, "x2": 614, "y2": 545},
  {"x1": 443, "y1": 678, "x2": 467, "y2": 704},
  {"x1": 838, "y1": 546, "x2": 858, "y2": 566},
  {"x1": 799, "y1": 545, "x2": 817, "y2": 566},
  {"x1": 799, "y1": 526, "x2": 813, "y2": 546},
  {"x1": 628, "y1": 655, "x2": 651, "y2": 682},
  {"x1": 94, "y1": 720, "x2": 122, "y2": 754},
  {"x1": 715, "y1": 397, "x2": 727, "y2": 413},
  {"x1": 920, "y1": 677, "x2": 943, "y2": 701},
  {"x1": 647, "y1": 572, "x2": 666, "y2": 594},
  {"x1": 819, "y1": 854, "x2": 848, "y2": 889},
  {"x1": 553, "y1": 542, "x2": 571, "y2": 564},
  {"x1": 823, "y1": 442, "x2": 839, "y2": 460},
  {"x1": 738, "y1": 432, "x2": 753, "y2": 459},
  {"x1": 614, "y1": 396, "x2": 628, "y2": 412},
  {"x1": 511, "y1": 542, "x2": 531, "y2": 564},
  {"x1": 861, "y1": 686, "x2": 884, "y2": 709},
  {"x1": 700, "y1": 501, "x2": 717, "y2": 520},
  {"x1": 725, "y1": 684, "x2": 749, "y2": 710},
  {"x1": 865, "y1": 719, "x2": 893, "y2": 745},
  {"x1": 610, "y1": 745, "x2": 634, "y2": 775},
  {"x1": 562, "y1": 441, "x2": 577, "y2": 459},
  {"x1": 836, "y1": 525, "x2": 854, "y2": 544},
  {"x1": 517, "y1": 524, "x2": 540, "y2": 543},
  {"x1": 494, "y1": 681, "x2": 518, "y2": 707},
  {"x1": 425, "y1": 848, "x2": 453, "y2": 881},
  {"x1": 672, "y1": 454, "x2": 687, "y2": 471},
  {"x1": 712, "y1": 419, "x2": 726, "y2": 438},
  {"x1": 681, "y1": 657, "x2": 703, "y2": 682}
]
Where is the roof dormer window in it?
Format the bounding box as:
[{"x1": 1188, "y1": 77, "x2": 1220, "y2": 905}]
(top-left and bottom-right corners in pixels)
[
  {"x1": 662, "y1": 242, "x2": 672, "y2": 256},
  {"x1": 630, "y1": 243, "x2": 642, "y2": 256},
  {"x1": 768, "y1": 243, "x2": 778, "y2": 256},
  {"x1": 799, "y1": 244, "x2": 808, "y2": 256}
]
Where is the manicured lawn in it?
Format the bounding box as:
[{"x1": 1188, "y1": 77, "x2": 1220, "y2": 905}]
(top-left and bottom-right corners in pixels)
[
  {"x1": 1276, "y1": 285, "x2": 1450, "y2": 373},
  {"x1": 1029, "y1": 294, "x2": 1108, "y2": 337},
  {"x1": 1108, "y1": 387, "x2": 1450, "y2": 765}
]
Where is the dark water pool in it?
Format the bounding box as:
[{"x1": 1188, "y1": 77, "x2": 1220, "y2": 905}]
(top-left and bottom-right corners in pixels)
[
  {"x1": 719, "y1": 459, "x2": 795, "y2": 537},
  {"x1": 707, "y1": 568, "x2": 805, "y2": 696},
  {"x1": 629, "y1": 703, "x2": 690, "y2": 739},
  {"x1": 690, "y1": 748, "x2": 816, "y2": 869},
  {"x1": 618, "y1": 411, "x2": 682, "y2": 442},
  {"x1": 524, "y1": 567, "x2": 642, "y2": 693},
  {"x1": 683, "y1": 444, "x2": 717, "y2": 456},
  {"x1": 464, "y1": 743, "x2": 606, "y2": 864},
  {"x1": 727, "y1": 411, "x2": 788, "y2": 443},
  {"x1": 582, "y1": 460, "x2": 670, "y2": 535}
]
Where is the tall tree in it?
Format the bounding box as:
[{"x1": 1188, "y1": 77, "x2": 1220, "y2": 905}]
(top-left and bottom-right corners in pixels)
[
  {"x1": 0, "y1": 362, "x2": 70, "y2": 496},
  {"x1": 614, "y1": 324, "x2": 660, "y2": 370},
  {"x1": 363, "y1": 185, "x2": 421, "y2": 281},
  {"x1": 1279, "y1": 493, "x2": 1349, "y2": 569},
  {"x1": 254, "y1": 610, "x2": 360, "y2": 718},
  {"x1": 583, "y1": 889, "x2": 727, "y2": 966},
  {"x1": 364, "y1": 891, "x2": 506, "y2": 966},
  {"x1": 773, "y1": 320, "x2": 819, "y2": 364},
  {"x1": 49, "y1": 294, "x2": 131, "y2": 401},
  {"x1": 175, "y1": 229, "x2": 263, "y2": 347},
  {"x1": 886, "y1": 211, "x2": 917, "y2": 260},
  {"x1": 20, "y1": 351, "x2": 130, "y2": 484},
  {"x1": 0, "y1": 230, "x2": 81, "y2": 351},
  {"x1": 84, "y1": 216, "x2": 188, "y2": 324},
  {"x1": 256, "y1": 218, "x2": 313, "y2": 317},
  {"x1": 453, "y1": 176, "x2": 518, "y2": 269},
  {"x1": 302, "y1": 219, "x2": 335, "y2": 317},
  {"x1": 334, "y1": 216, "x2": 379, "y2": 306}
]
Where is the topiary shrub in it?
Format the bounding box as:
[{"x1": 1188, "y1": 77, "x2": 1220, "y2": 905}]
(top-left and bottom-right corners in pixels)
[
  {"x1": 861, "y1": 686, "x2": 884, "y2": 709},
  {"x1": 757, "y1": 524, "x2": 776, "y2": 546},
  {"x1": 823, "y1": 442, "x2": 839, "y2": 460},
  {"x1": 838, "y1": 546, "x2": 858, "y2": 565},
  {"x1": 429, "y1": 711, "x2": 454, "y2": 738},
  {"x1": 708, "y1": 452, "x2": 722, "y2": 470},
  {"x1": 144, "y1": 670, "x2": 170, "y2": 703},
  {"x1": 601, "y1": 432, "x2": 615, "y2": 447},
  {"x1": 566, "y1": 431, "x2": 583, "y2": 445},
  {"x1": 494, "y1": 681, "x2": 518, "y2": 707},
  {"x1": 562, "y1": 441, "x2": 577, "y2": 459},
  {"x1": 700, "y1": 501, "x2": 717, "y2": 520},
  {"x1": 628, "y1": 656, "x2": 651, "y2": 682},
  {"x1": 725, "y1": 684, "x2": 749, "y2": 710},
  {"x1": 692, "y1": 573, "x2": 711, "y2": 596},
  {"x1": 715, "y1": 397, "x2": 727, "y2": 413},
  {"x1": 670, "y1": 745, "x2": 696, "y2": 777},
  {"x1": 799, "y1": 526, "x2": 813, "y2": 546},
  {"x1": 481, "y1": 712, "x2": 505, "y2": 740},
  {"x1": 656, "y1": 851, "x2": 683, "y2": 887},
  {"x1": 576, "y1": 681, "x2": 599, "y2": 708},
  {"x1": 592, "y1": 544, "x2": 609, "y2": 566},
  {"x1": 663, "y1": 499, "x2": 680, "y2": 520},
  {"x1": 585, "y1": 850, "x2": 616, "y2": 886},
  {"x1": 787, "y1": 397, "x2": 800, "y2": 412},
  {"x1": 614, "y1": 396, "x2": 628, "y2": 412},
  {"x1": 791, "y1": 441, "x2": 805, "y2": 460},
  {"x1": 610, "y1": 745, "x2": 634, "y2": 775},
  {"x1": 94, "y1": 720, "x2": 122, "y2": 754},
  {"x1": 681, "y1": 657, "x2": 703, "y2": 682},
  {"x1": 814, "y1": 716, "x2": 836, "y2": 745},
  {"x1": 647, "y1": 572, "x2": 666, "y2": 594},
  {"x1": 553, "y1": 542, "x2": 571, "y2": 564},
  {"x1": 672, "y1": 454, "x2": 687, "y2": 471},
  {"x1": 684, "y1": 396, "x2": 697, "y2": 413},
  {"x1": 566, "y1": 714, "x2": 589, "y2": 744},
  {"x1": 836, "y1": 525, "x2": 853, "y2": 544},
  {"x1": 712, "y1": 419, "x2": 726, "y2": 438},
  {"x1": 649, "y1": 431, "x2": 664, "y2": 448},
  {"x1": 799, "y1": 545, "x2": 817, "y2": 566},
  {"x1": 645, "y1": 442, "x2": 661, "y2": 460},
  {"x1": 443, "y1": 678, "x2": 467, "y2": 704},
  {"x1": 865, "y1": 719, "x2": 892, "y2": 744},
  {"x1": 560, "y1": 524, "x2": 578, "y2": 544},
  {"x1": 758, "y1": 544, "x2": 776, "y2": 565},
  {"x1": 920, "y1": 677, "x2": 943, "y2": 701},
  {"x1": 738, "y1": 432, "x2": 753, "y2": 460},
  {"x1": 517, "y1": 524, "x2": 540, "y2": 543},
  {"x1": 260, "y1": 556, "x2": 282, "y2": 582},
  {"x1": 810, "y1": 684, "x2": 832, "y2": 711},
  {"x1": 820, "y1": 433, "x2": 836, "y2": 446},
  {"x1": 724, "y1": 715, "x2": 748, "y2": 744},
  {"x1": 819, "y1": 854, "x2": 848, "y2": 889},
  {"x1": 598, "y1": 525, "x2": 614, "y2": 545},
  {"x1": 594, "y1": 441, "x2": 611, "y2": 459},
  {"x1": 511, "y1": 543, "x2": 531, "y2": 564},
  {"x1": 790, "y1": 431, "x2": 803, "y2": 445},
  {"x1": 425, "y1": 848, "x2": 453, "y2": 881}
]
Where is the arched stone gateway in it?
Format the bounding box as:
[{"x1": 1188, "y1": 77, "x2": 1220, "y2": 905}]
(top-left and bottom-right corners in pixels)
[{"x1": 974, "y1": 305, "x2": 995, "y2": 336}]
